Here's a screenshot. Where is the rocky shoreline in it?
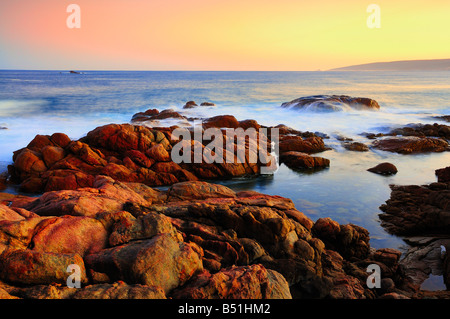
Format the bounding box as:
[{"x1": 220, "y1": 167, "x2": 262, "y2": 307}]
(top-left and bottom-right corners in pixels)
[{"x1": 1, "y1": 101, "x2": 450, "y2": 300}]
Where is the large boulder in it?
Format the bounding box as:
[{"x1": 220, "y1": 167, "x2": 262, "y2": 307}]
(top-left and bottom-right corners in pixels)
[
  {"x1": 30, "y1": 215, "x2": 108, "y2": 256},
  {"x1": 279, "y1": 136, "x2": 329, "y2": 154},
  {"x1": 84, "y1": 233, "x2": 203, "y2": 294},
  {"x1": 367, "y1": 162, "x2": 398, "y2": 175},
  {"x1": 73, "y1": 281, "x2": 166, "y2": 299},
  {"x1": 281, "y1": 95, "x2": 380, "y2": 112}
]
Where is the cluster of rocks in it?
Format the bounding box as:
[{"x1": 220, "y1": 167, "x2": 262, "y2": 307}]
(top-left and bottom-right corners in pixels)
[
  {"x1": 0, "y1": 176, "x2": 418, "y2": 299},
  {"x1": 363, "y1": 122, "x2": 450, "y2": 154},
  {"x1": 379, "y1": 166, "x2": 450, "y2": 294},
  {"x1": 7, "y1": 109, "x2": 335, "y2": 195},
  {"x1": 1, "y1": 99, "x2": 449, "y2": 300}
]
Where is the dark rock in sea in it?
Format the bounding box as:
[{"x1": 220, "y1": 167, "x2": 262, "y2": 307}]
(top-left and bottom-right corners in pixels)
[
  {"x1": 367, "y1": 162, "x2": 398, "y2": 175},
  {"x1": 200, "y1": 102, "x2": 215, "y2": 106},
  {"x1": 343, "y1": 142, "x2": 369, "y2": 152},
  {"x1": 183, "y1": 101, "x2": 198, "y2": 109},
  {"x1": 279, "y1": 135, "x2": 330, "y2": 154},
  {"x1": 372, "y1": 136, "x2": 449, "y2": 153},
  {"x1": 132, "y1": 109, "x2": 186, "y2": 123},
  {"x1": 436, "y1": 166, "x2": 450, "y2": 183},
  {"x1": 280, "y1": 151, "x2": 330, "y2": 169},
  {"x1": 388, "y1": 123, "x2": 450, "y2": 140},
  {"x1": 361, "y1": 132, "x2": 386, "y2": 140},
  {"x1": 281, "y1": 95, "x2": 380, "y2": 112},
  {"x1": 432, "y1": 115, "x2": 450, "y2": 123}
]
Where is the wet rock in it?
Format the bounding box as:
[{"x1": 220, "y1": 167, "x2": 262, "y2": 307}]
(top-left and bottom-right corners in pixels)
[
  {"x1": 279, "y1": 136, "x2": 329, "y2": 154},
  {"x1": 367, "y1": 162, "x2": 398, "y2": 175},
  {"x1": 183, "y1": 101, "x2": 198, "y2": 109},
  {"x1": 280, "y1": 151, "x2": 330, "y2": 169},
  {"x1": 343, "y1": 142, "x2": 369, "y2": 152},
  {"x1": 202, "y1": 115, "x2": 240, "y2": 129}
]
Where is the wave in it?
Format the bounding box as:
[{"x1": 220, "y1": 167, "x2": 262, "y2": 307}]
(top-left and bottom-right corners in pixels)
[{"x1": 0, "y1": 99, "x2": 48, "y2": 117}]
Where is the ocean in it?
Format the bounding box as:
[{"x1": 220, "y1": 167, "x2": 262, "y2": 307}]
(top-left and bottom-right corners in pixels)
[{"x1": 1, "y1": 70, "x2": 450, "y2": 252}]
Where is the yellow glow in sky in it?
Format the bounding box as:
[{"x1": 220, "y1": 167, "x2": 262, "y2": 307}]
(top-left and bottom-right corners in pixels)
[{"x1": 0, "y1": 0, "x2": 449, "y2": 70}]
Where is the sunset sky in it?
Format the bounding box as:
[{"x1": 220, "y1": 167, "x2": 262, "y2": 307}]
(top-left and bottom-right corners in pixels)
[{"x1": 0, "y1": 0, "x2": 449, "y2": 71}]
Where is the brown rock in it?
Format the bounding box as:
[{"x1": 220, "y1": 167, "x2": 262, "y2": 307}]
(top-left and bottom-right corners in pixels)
[
  {"x1": 171, "y1": 264, "x2": 292, "y2": 299},
  {"x1": 41, "y1": 146, "x2": 66, "y2": 168},
  {"x1": 183, "y1": 101, "x2": 198, "y2": 109},
  {"x1": 73, "y1": 281, "x2": 166, "y2": 299},
  {"x1": 367, "y1": 162, "x2": 398, "y2": 175},
  {"x1": 312, "y1": 218, "x2": 370, "y2": 259},
  {"x1": 436, "y1": 166, "x2": 450, "y2": 183},
  {"x1": 280, "y1": 151, "x2": 330, "y2": 169},
  {"x1": 379, "y1": 181, "x2": 450, "y2": 235},
  {"x1": 203, "y1": 115, "x2": 240, "y2": 129},
  {"x1": 281, "y1": 95, "x2": 380, "y2": 111},
  {"x1": 85, "y1": 233, "x2": 203, "y2": 294},
  {"x1": 24, "y1": 176, "x2": 151, "y2": 217},
  {"x1": 146, "y1": 144, "x2": 170, "y2": 162},
  {"x1": 166, "y1": 181, "x2": 236, "y2": 201},
  {"x1": 372, "y1": 136, "x2": 449, "y2": 154},
  {"x1": 108, "y1": 211, "x2": 176, "y2": 246},
  {"x1": 279, "y1": 136, "x2": 329, "y2": 154},
  {"x1": 0, "y1": 249, "x2": 87, "y2": 285},
  {"x1": 343, "y1": 142, "x2": 369, "y2": 152}
]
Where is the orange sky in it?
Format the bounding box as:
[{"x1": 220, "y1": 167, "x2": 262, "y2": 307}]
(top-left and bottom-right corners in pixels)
[{"x1": 0, "y1": 0, "x2": 449, "y2": 70}]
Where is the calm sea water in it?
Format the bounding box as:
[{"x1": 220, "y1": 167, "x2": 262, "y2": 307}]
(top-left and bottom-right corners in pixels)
[{"x1": 1, "y1": 70, "x2": 450, "y2": 253}]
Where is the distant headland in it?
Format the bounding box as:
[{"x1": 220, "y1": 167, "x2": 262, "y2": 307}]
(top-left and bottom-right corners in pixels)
[{"x1": 329, "y1": 58, "x2": 450, "y2": 71}]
